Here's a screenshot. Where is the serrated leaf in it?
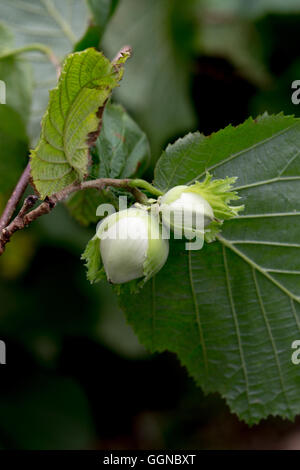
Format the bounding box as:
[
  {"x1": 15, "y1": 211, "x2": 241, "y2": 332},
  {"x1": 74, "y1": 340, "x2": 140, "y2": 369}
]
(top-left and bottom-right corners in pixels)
[
  {"x1": 0, "y1": 0, "x2": 90, "y2": 143},
  {"x1": 30, "y1": 48, "x2": 130, "y2": 198},
  {"x1": 120, "y1": 113, "x2": 300, "y2": 424},
  {"x1": 66, "y1": 102, "x2": 150, "y2": 226},
  {"x1": 154, "y1": 114, "x2": 297, "y2": 191}
]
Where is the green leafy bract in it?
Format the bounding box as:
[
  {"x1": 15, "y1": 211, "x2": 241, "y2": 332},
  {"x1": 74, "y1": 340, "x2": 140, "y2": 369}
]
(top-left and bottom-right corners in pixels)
[
  {"x1": 183, "y1": 173, "x2": 244, "y2": 242},
  {"x1": 81, "y1": 236, "x2": 106, "y2": 284}
]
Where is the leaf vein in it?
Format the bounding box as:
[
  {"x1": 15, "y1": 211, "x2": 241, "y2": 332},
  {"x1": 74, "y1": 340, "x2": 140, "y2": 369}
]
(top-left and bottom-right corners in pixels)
[
  {"x1": 217, "y1": 235, "x2": 300, "y2": 304},
  {"x1": 252, "y1": 268, "x2": 293, "y2": 415},
  {"x1": 222, "y1": 245, "x2": 251, "y2": 410},
  {"x1": 188, "y1": 251, "x2": 209, "y2": 374}
]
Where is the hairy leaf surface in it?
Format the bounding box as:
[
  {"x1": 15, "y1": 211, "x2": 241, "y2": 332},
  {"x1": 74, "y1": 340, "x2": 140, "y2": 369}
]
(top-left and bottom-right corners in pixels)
[{"x1": 30, "y1": 48, "x2": 129, "y2": 198}]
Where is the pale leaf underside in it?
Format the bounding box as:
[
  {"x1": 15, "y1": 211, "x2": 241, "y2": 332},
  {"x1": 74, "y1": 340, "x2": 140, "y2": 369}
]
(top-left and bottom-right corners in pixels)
[{"x1": 31, "y1": 48, "x2": 127, "y2": 198}]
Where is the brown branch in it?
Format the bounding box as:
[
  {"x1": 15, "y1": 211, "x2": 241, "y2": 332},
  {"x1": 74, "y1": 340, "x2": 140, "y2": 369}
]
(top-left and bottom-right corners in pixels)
[
  {"x1": 0, "y1": 177, "x2": 147, "y2": 255},
  {"x1": 0, "y1": 163, "x2": 31, "y2": 232}
]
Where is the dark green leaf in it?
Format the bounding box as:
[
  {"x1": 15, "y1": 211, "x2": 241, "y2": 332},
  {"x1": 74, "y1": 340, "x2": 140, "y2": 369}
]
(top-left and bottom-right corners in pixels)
[{"x1": 120, "y1": 113, "x2": 300, "y2": 424}]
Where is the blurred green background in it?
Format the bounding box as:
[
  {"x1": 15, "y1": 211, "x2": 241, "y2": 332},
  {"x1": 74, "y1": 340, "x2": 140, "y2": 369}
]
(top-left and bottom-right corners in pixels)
[{"x1": 1, "y1": 0, "x2": 300, "y2": 449}]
